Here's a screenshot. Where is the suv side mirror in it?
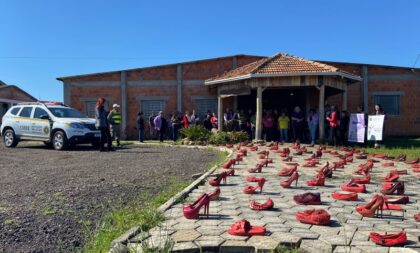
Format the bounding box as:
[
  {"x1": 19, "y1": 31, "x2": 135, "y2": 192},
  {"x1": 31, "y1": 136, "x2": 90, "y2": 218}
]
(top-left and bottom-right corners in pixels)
[{"x1": 41, "y1": 115, "x2": 50, "y2": 120}]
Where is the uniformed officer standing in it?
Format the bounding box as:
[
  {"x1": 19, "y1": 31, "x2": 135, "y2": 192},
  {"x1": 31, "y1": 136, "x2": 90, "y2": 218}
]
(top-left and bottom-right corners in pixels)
[{"x1": 108, "y1": 104, "x2": 121, "y2": 146}]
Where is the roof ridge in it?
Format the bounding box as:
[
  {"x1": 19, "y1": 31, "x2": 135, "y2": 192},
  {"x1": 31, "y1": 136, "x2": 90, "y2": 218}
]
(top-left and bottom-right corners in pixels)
[{"x1": 251, "y1": 52, "x2": 284, "y2": 74}]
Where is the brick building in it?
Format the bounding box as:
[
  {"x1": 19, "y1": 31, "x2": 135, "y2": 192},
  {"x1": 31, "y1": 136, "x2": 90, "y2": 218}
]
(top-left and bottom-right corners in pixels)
[
  {"x1": 0, "y1": 80, "x2": 37, "y2": 124},
  {"x1": 57, "y1": 53, "x2": 420, "y2": 139}
]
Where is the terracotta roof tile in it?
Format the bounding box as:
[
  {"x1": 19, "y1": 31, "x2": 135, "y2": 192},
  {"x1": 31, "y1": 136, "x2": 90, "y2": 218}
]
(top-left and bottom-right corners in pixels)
[{"x1": 206, "y1": 53, "x2": 360, "y2": 84}]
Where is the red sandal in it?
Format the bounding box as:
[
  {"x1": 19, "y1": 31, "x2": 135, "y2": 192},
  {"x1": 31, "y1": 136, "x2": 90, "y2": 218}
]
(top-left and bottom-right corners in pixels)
[{"x1": 227, "y1": 219, "x2": 266, "y2": 236}]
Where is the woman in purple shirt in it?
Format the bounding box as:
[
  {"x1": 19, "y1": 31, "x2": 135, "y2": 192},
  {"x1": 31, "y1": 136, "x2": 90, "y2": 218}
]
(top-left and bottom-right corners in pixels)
[{"x1": 291, "y1": 106, "x2": 304, "y2": 142}]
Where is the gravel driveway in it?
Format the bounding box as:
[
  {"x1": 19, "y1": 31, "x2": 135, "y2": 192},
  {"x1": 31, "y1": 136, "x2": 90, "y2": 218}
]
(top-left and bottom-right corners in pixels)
[{"x1": 0, "y1": 143, "x2": 218, "y2": 253}]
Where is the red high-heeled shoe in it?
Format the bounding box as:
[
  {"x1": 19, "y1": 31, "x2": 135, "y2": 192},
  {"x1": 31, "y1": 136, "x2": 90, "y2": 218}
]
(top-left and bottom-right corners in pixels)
[
  {"x1": 302, "y1": 160, "x2": 318, "y2": 167},
  {"x1": 280, "y1": 171, "x2": 299, "y2": 188},
  {"x1": 249, "y1": 198, "x2": 274, "y2": 210},
  {"x1": 384, "y1": 195, "x2": 409, "y2": 204},
  {"x1": 315, "y1": 162, "x2": 329, "y2": 173},
  {"x1": 382, "y1": 162, "x2": 394, "y2": 167},
  {"x1": 354, "y1": 160, "x2": 374, "y2": 174},
  {"x1": 282, "y1": 156, "x2": 293, "y2": 162},
  {"x1": 355, "y1": 195, "x2": 385, "y2": 217},
  {"x1": 282, "y1": 147, "x2": 290, "y2": 154},
  {"x1": 415, "y1": 213, "x2": 420, "y2": 222},
  {"x1": 209, "y1": 171, "x2": 228, "y2": 186},
  {"x1": 381, "y1": 181, "x2": 405, "y2": 195},
  {"x1": 333, "y1": 160, "x2": 346, "y2": 168},
  {"x1": 315, "y1": 150, "x2": 322, "y2": 158},
  {"x1": 341, "y1": 180, "x2": 366, "y2": 193},
  {"x1": 304, "y1": 154, "x2": 316, "y2": 161},
  {"x1": 246, "y1": 176, "x2": 264, "y2": 182},
  {"x1": 405, "y1": 158, "x2": 419, "y2": 164},
  {"x1": 278, "y1": 165, "x2": 298, "y2": 176},
  {"x1": 391, "y1": 169, "x2": 408, "y2": 175},
  {"x1": 183, "y1": 193, "x2": 210, "y2": 219},
  {"x1": 226, "y1": 168, "x2": 235, "y2": 176},
  {"x1": 248, "y1": 164, "x2": 263, "y2": 173},
  {"x1": 243, "y1": 178, "x2": 266, "y2": 194},
  {"x1": 369, "y1": 231, "x2": 407, "y2": 246},
  {"x1": 345, "y1": 156, "x2": 353, "y2": 163},
  {"x1": 352, "y1": 174, "x2": 371, "y2": 184},
  {"x1": 208, "y1": 188, "x2": 220, "y2": 201},
  {"x1": 331, "y1": 191, "x2": 358, "y2": 201},
  {"x1": 296, "y1": 209, "x2": 330, "y2": 225},
  {"x1": 221, "y1": 159, "x2": 234, "y2": 169},
  {"x1": 306, "y1": 173, "x2": 325, "y2": 186},
  {"x1": 381, "y1": 171, "x2": 399, "y2": 182}
]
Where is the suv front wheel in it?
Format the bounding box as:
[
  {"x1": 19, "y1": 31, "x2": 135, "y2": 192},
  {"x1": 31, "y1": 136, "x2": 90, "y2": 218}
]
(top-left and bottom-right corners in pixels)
[
  {"x1": 52, "y1": 131, "x2": 68, "y2": 150},
  {"x1": 3, "y1": 129, "x2": 18, "y2": 148}
]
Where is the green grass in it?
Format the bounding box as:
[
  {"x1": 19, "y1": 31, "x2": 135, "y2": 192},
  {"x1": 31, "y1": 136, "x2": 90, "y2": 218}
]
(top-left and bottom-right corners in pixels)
[
  {"x1": 364, "y1": 137, "x2": 420, "y2": 160},
  {"x1": 80, "y1": 145, "x2": 228, "y2": 252},
  {"x1": 81, "y1": 179, "x2": 190, "y2": 253}
]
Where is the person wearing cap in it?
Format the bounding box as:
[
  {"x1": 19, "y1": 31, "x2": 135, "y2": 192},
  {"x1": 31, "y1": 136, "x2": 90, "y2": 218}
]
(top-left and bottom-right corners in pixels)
[{"x1": 107, "y1": 104, "x2": 122, "y2": 146}]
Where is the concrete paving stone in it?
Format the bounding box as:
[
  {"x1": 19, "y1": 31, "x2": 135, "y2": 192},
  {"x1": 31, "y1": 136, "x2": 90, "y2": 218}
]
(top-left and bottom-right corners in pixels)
[
  {"x1": 320, "y1": 235, "x2": 351, "y2": 246},
  {"x1": 129, "y1": 231, "x2": 150, "y2": 243},
  {"x1": 171, "y1": 229, "x2": 201, "y2": 243},
  {"x1": 355, "y1": 246, "x2": 390, "y2": 253},
  {"x1": 350, "y1": 239, "x2": 377, "y2": 246},
  {"x1": 260, "y1": 216, "x2": 285, "y2": 224},
  {"x1": 172, "y1": 222, "x2": 199, "y2": 230},
  {"x1": 389, "y1": 248, "x2": 420, "y2": 253},
  {"x1": 220, "y1": 240, "x2": 255, "y2": 253},
  {"x1": 171, "y1": 242, "x2": 199, "y2": 252},
  {"x1": 332, "y1": 246, "x2": 355, "y2": 253},
  {"x1": 247, "y1": 236, "x2": 281, "y2": 252},
  {"x1": 218, "y1": 209, "x2": 242, "y2": 216},
  {"x1": 194, "y1": 239, "x2": 225, "y2": 249},
  {"x1": 195, "y1": 219, "x2": 223, "y2": 226},
  {"x1": 284, "y1": 220, "x2": 313, "y2": 229},
  {"x1": 149, "y1": 226, "x2": 176, "y2": 236},
  {"x1": 269, "y1": 232, "x2": 302, "y2": 248},
  {"x1": 299, "y1": 239, "x2": 333, "y2": 253},
  {"x1": 220, "y1": 232, "x2": 249, "y2": 241},
  {"x1": 240, "y1": 211, "x2": 264, "y2": 219},
  {"x1": 310, "y1": 225, "x2": 340, "y2": 235},
  {"x1": 196, "y1": 227, "x2": 225, "y2": 236},
  {"x1": 291, "y1": 227, "x2": 320, "y2": 239}
]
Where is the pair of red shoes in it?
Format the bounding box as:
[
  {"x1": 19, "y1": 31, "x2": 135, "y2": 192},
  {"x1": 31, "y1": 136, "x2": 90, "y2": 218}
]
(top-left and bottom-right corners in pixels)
[
  {"x1": 355, "y1": 194, "x2": 386, "y2": 218},
  {"x1": 306, "y1": 173, "x2": 325, "y2": 187},
  {"x1": 244, "y1": 177, "x2": 266, "y2": 194},
  {"x1": 352, "y1": 174, "x2": 371, "y2": 184},
  {"x1": 341, "y1": 180, "x2": 366, "y2": 193},
  {"x1": 183, "y1": 193, "x2": 210, "y2": 219},
  {"x1": 227, "y1": 219, "x2": 266, "y2": 236},
  {"x1": 296, "y1": 209, "x2": 330, "y2": 225},
  {"x1": 209, "y1": 171, "x2": 232, "y2": 186},
  {"x1": 293, "y1": 192, "x2": 321, "y2": 205},
  {"x1": 248, "y1": 163, "x2": 263, "y2": 173},
  {"x1": 381, "y1": 171, "x2": 399, "y2": 182},
  {"x1": 278, "y1": 165, "x2": 298, "y2": 176},
  {"x1": 331, "y1": 191, "x2": 358, "y2": 201},
  {"x1": 369, "y1": 231, "x2": 407, "y2": 246},
  {"x1": 280, "y1": 171, "x2": 299, "y2": 188},
  {"x1": 249, "y1": 198, "x2": 274, "y2": 210}
]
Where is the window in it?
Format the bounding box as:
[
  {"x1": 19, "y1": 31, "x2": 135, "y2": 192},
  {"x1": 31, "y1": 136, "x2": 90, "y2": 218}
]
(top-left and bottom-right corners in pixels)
[
  {"x1": 141, "y1": 100, "x2": 165, "y2": 120},
  {"x1": 195, "y1": 99, "x2": 217, "y2": 120},
  {"x1": 10, "y1": 107, "x2": 21, "y2": 115},
  {"x1": 85, "y1": 101, "x2": 96, "y2": 118},
  {"x1": 19, "y1": 107, "x2": 33, "y2": 118},
  {"x1": 373, "y1": 95, "x2": 400, "y2": 116},
  {"x1": 49, "y1": 107, "x2": 87, "y2": 118},
  {"x1": 33, "y1": 108, "x2": 49, "y2": 119}
]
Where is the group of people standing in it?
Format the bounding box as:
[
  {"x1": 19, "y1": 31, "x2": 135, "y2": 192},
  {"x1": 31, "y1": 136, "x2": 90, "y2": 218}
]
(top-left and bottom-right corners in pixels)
[{"x1": 94, "y1": 96, "x2": 387, "y2": 151}]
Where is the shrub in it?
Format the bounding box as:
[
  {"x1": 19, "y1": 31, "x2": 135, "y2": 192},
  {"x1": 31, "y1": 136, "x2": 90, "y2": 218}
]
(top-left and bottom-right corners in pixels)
[
  {"x1": 179, "y1": 125, "x2": 210, "y2": 142},
  {"x1": 209, "y1": 131, "x2": 249, "y2": 144}
]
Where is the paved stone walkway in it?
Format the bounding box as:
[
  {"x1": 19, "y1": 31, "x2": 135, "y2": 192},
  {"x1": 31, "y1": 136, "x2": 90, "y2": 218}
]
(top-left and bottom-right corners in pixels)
[{"x1": 127, "y1": 143, "x2": 420, "y2": 253}]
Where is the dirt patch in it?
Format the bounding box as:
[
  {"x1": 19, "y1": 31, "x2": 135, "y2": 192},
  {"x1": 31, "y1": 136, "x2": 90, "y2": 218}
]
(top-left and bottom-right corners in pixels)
[{"x1": 0, "y1": 143, "x2": 218, "y2": 253}]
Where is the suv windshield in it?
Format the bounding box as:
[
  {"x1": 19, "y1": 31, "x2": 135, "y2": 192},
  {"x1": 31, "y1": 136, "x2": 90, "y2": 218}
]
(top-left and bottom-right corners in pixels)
[{"x1": 48, "y1": 107, "x2": 88, "y2": 118}]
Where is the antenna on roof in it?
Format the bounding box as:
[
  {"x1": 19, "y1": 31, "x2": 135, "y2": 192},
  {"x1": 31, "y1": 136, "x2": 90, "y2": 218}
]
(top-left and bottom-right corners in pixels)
[{"x1": 412, "y1": 54, "x2": 420, "y2": 71}]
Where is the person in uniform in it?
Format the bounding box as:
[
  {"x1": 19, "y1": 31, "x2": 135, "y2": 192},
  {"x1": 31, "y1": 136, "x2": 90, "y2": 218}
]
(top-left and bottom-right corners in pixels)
[{"x1": 107, "y1": 104, "x2": 121, "y2": 147}]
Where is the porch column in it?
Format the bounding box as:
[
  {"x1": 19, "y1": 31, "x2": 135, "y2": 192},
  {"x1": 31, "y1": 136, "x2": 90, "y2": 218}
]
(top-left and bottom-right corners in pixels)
[
  {"x1": 342, "y1": 85, "x2": 348, "y2": 111},
  {"x1": 218, "y1": 95, "x2": 223, "y2": 131},
  {"x1": 255, "y1": 86, "x2": 263, "y2": 140},
  {"x1": 318, "y1": 84, "x2": 325, "y2": 142}
]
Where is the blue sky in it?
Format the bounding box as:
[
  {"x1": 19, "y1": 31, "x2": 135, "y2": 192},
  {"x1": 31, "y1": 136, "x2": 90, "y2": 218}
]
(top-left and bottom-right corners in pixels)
[{"x1": 1, "y1": 0, "x2": 419, "y2": 101}]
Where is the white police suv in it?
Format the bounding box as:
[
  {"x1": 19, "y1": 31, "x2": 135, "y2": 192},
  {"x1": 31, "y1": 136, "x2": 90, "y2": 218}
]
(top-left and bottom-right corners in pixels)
[{"x1": 0, "y1": 102, "x2": 101, "y2": 150}]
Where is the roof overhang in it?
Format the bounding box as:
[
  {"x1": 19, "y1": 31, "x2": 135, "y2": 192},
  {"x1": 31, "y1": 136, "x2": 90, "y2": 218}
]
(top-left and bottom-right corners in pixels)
[{"x1": 205, "y1": 72, "x2": 362, "y2": 85}]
